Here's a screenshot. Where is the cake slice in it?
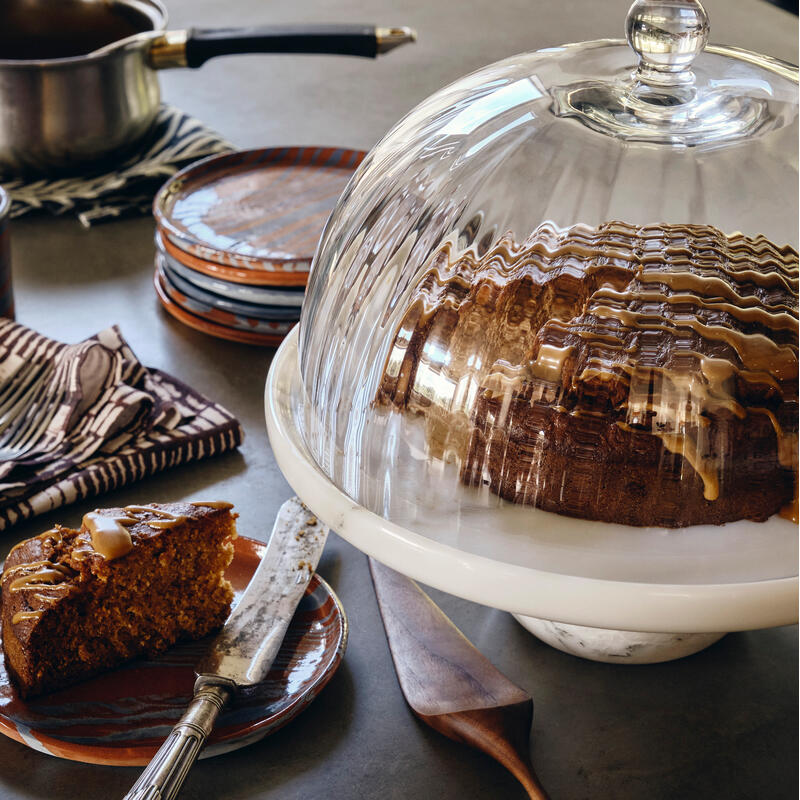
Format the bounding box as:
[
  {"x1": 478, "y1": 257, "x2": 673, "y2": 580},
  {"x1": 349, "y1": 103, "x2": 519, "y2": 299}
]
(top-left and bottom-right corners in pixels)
[{"x1": 1, "y1": 501, "x2": 237, "y2": 698}]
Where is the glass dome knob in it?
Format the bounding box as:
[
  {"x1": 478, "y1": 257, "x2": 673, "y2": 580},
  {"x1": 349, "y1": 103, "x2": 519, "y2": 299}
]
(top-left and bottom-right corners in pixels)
[
  {"x1": 551, "y1": 0, "x2": 774, "y2": 144},
  {"x1": 625, "y1": 0, "x2": 709, "y2": 85}
]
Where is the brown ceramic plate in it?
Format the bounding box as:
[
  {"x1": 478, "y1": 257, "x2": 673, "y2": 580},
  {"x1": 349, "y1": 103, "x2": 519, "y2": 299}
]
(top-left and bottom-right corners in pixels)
[
  {"x1": 153, "y1": 147, "x2": 365, "y2": 279},
  {"x1": 157, "y1": 256, "x2": 297, "y2": 336},
  {"x1": 0, "y1": 536, "x2": 347, "y2": 765},
  {"x1": 158, "y1": 229, "x2": 309, "y2": 288},
  {"x1": 154, "y1": 268, "x2": 294, "y2": 347},
  {"x1": 158, "y1": 251, "x2": 301, "y2": 321}
]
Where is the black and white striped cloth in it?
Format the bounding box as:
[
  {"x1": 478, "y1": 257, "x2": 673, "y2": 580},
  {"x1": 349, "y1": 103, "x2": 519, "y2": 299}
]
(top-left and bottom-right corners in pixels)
[
  {"x1": 0, "y1": 319, "x2": 243, "y2": 531},
  {"x1": 1, "y1": 106, "x2": 232, "y2": 227}
]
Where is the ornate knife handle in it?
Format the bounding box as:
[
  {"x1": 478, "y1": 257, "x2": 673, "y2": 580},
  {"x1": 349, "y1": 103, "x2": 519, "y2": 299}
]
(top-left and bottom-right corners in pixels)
[{"x1": 123, "y1": 684, "x2": 231, "y2": 800}]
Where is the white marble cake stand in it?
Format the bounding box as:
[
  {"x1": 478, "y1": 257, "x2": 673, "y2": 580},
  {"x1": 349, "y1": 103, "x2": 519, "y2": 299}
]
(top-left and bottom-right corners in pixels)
[{"x1": 265, "y1": 329, "x2": 798, "y2": 664}]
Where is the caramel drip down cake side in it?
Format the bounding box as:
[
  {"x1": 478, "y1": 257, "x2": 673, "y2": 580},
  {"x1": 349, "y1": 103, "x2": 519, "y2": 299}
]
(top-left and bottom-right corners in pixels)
[{"x1": 375, "y1": 221, "x2": 799, "y2": 528}]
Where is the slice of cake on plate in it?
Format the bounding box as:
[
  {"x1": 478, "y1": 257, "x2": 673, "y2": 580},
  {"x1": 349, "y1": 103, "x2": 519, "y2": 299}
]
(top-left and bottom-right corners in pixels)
[{"x1": 1, "y1": 501, "x2": 237, "y2": 698}]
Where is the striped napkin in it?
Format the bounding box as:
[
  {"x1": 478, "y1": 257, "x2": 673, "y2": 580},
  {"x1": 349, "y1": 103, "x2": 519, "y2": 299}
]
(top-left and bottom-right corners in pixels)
[
  {"x1": 0, "y1": 320, "x2": 243, "y2": 531},
  {"x1": 1, "y1": 105, "x2": 232, "y2": 228}
]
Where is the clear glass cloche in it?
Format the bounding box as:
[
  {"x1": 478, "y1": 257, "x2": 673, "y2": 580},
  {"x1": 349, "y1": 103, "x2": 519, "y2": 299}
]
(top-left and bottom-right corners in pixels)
[{"x1": 295, "y1": 0, "x2": 798, "y2": 552}]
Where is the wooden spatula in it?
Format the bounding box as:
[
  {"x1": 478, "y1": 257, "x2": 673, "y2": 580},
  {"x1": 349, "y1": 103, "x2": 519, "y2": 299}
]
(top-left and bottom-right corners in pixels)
[{"x1": 369, "y1": 558, "x2": 550, "y2": 799}]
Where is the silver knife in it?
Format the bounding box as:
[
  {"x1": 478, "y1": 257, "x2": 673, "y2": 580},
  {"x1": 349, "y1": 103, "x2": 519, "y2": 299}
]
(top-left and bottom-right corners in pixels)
[{"x1": 124, "y1": 496, "x2": 329, "y2": 800}]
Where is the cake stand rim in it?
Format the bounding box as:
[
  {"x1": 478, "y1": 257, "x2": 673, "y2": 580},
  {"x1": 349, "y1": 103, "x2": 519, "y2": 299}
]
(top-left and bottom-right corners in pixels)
[{"x1": 264, "y1": 327, "x2": 798, "y2": 634}]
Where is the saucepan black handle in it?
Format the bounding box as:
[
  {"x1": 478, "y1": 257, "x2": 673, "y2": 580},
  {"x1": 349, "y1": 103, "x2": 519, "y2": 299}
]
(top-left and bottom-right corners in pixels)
[{"x1": 181, "y1": 24, "x2": 415, "y2": 68}]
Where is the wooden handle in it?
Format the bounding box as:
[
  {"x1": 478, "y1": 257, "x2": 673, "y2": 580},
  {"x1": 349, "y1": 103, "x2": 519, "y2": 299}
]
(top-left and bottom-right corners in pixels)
[
  {"x1": 424, "y1": 706, "x2": 550, "y2": 800},
  {"x1": 369, "y1": 558, "x2": 550, "y2": 800}
]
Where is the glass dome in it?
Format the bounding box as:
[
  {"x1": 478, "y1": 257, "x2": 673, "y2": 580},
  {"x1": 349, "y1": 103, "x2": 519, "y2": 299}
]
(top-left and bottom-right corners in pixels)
[{"x1": 295, "y1": 1, "x2": 798, "y2": 561}]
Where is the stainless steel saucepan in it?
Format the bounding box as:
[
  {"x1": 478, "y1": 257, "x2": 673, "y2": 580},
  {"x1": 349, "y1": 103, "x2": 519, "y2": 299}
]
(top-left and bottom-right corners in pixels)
[{"x1": 0, "y1": 0, "x2": 416, "y2": 174}]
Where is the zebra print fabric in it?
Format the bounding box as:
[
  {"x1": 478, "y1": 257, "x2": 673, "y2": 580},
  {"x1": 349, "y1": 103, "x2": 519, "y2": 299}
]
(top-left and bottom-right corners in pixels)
[
  {"x1": 0, "y1": 319, "x2": 243, "y2": 531},
  {"x1": 2, "y1": 106, "x2": 232, "y2": 228}
]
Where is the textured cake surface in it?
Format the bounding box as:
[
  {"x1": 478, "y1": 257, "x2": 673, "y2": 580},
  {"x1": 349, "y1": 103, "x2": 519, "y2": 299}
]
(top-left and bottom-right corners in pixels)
[
  {"x1": 1, "y1": 501, "x2": 237, "y2": 697},
  {"x1": 376, "y1": 221, "x2": 798, "y2": 527}
]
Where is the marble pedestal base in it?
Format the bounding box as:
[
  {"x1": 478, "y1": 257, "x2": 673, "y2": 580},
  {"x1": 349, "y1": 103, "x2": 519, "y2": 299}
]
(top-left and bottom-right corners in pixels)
[{"x1": 514, "y1": 615, "x2": 726, "y2": 664}]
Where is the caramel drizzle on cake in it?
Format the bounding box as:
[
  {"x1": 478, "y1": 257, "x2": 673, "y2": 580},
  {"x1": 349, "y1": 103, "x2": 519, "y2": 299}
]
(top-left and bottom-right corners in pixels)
[
  {"x1": 79, "y1": 504, "x2": 217, "y2": 561},
  {"x1": 375, "y1": 221, "x2": 798, "y2": 526},
  {"x1": 6, "y1": 562, "x2": 75, "y2": 591},
  {"x1": 83, "y1": 512, "x2": 137, "y2": 559},
  {"x1": 11, "y1": 610, "x2": 44, "y2": 624},
  {"x1": 122, "y1": 505, "x2": 187, "y2": 530},
  {"x1": 4, "y1": 552, "x2": 79, "y2": 624}
]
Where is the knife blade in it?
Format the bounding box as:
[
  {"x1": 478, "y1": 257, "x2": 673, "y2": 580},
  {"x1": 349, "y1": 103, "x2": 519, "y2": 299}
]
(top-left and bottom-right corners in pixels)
[{"x1": 124, "y1": 497, "x2": 328, "y2": 800}]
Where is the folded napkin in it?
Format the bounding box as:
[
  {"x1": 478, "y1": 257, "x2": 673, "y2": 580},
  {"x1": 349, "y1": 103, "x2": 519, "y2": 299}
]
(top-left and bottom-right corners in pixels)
[
  {"x1": 0, "y1": 320, "x2": 243, "y2": 531},
  {"x1": 1, "y1": 105, "x2": 232, "y2": 228}
]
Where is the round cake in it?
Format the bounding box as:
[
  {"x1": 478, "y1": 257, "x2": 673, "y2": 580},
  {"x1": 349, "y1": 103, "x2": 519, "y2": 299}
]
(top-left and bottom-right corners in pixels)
[{"x1": 375, "y1": 221, "x2": 798, "y2": 528}]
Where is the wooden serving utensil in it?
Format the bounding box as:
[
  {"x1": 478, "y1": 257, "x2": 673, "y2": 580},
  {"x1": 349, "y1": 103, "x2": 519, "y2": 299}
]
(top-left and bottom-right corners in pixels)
[{"x1": 369, "y1": 558, "x2": 550, "y2": 799}]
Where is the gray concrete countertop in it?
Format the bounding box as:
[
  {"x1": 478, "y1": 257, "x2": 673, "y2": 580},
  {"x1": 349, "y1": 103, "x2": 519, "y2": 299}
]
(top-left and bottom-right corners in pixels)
[{"x1": 1, "y1": 1, "x2": 797, "y2": 798}]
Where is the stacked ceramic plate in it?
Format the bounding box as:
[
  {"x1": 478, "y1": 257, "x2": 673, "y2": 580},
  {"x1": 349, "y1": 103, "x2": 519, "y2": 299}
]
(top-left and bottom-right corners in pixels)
[{"x1": 153, "y1": 147, "x2": 365, "y2": 346}]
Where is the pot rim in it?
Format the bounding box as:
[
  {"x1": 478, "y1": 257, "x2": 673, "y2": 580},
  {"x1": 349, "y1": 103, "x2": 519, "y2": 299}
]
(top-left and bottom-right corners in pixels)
[{"x1": 0, "y1": 0, "x2": 168, "y2": 68}]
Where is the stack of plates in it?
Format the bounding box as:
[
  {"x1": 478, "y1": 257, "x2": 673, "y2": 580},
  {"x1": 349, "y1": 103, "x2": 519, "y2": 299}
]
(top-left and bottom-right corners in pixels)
[{"x1": 152, "y1": 147, "x2": 365, "y2": 346}]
